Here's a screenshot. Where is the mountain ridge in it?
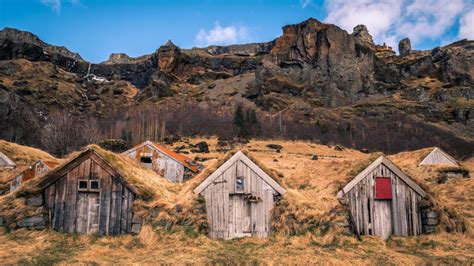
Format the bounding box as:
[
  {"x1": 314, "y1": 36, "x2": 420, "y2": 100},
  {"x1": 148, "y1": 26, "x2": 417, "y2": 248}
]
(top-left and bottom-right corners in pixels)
[{"x1": 0, "y1": 18, "x2": 472, "y2": 158}]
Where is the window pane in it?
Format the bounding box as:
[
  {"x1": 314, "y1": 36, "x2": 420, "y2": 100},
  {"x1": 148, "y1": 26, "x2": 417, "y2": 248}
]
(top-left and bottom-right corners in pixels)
[
  {"x1": 78, "y1": 180, "x2": 88, "y2": 189},
  {"x1": 140, "y1": 157, "x2": 152, "y2": 163},
  {"x1": 236, "y1": 176, "x2": 244, "y2": 192},
  {"x1": 90, "y1": 180, "x2": 100, "y2": 190}
]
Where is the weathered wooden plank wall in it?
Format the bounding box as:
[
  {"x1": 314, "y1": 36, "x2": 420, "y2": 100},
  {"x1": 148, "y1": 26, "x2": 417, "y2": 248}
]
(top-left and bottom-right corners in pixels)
[
  {"x1": 420, "y1": 149, "x2": 458, "y2": 166},
  {"x1": 127, "y1": 144, "x2": 185, "y2": 182},
  {"x1": 43, "y1": 156, "x2": 135, "y2": 235},
  {"x1": 203, "y1": 159, "x2": 278, "y2": 239},
  {"x1": 346, "y1": 163, "x2": 422, "y2": 239}
]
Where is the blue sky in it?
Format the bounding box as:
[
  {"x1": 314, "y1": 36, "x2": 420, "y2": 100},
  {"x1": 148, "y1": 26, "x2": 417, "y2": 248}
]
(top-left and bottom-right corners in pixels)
[{"x1": 1, "y1": 0, "x2": 472, "y2": 63}]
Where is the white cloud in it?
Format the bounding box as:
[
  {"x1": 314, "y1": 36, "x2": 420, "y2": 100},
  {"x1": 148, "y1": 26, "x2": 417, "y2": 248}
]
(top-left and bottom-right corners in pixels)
[
  {"x1": 195, "y1": 22, "x2": 250, "y2": 46},
  {"x1": 301, "y1": 0, "x2": 312, "y2": 8},
  {"x1": 324, "y1": 0, "x2": 470, "y2": 49},
  {"x1": 40, "y1": 0, "x2": 81, "y2": 14},
  {"x1": 459, "y1": 9, "x2": 474, "y2": 39},
  {"x1": 41, "y1": 0, "x2": 61, "y2": 13}
]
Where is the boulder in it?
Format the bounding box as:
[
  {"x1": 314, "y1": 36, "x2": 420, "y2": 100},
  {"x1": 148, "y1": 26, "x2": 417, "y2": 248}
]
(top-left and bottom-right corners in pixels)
[
  {"x1": 26, "y1": 195, "x2": 43, "y2": 207},
  {"x1": 352, "y1": 25, "x2": 374, "y2": 47},
  {"x1": 398, "y1": 38, "x2": 412, "y2": 56},
  {"x1": 422, "y1": 225, "x2": 436, "y2": 234},
  {"x1": 334, "y1": 145, "x2": 344, "y2": 151},
  {"x1": 311, "y1": 154, "x2": 318, "y2": 160},
  {"x1": 131, "y1": 215, "x2": 143, "y2": 224},
  {"x1": 0, "y1": 217, "x2": 4, "y2": 226},
  {"x1": 195, "y1": 141, "x2": 209, "y2": 153},
  {"x1": 17, "y1": 215, "x2": 48, "y2": 229},
  {"x1": 266, "y1": 144, "x2": 283, "y2": 152},
  {"x1": 424, "y1": 218, "x2": 439, "y2": 226},
  {"x1": 131, "y1": 223, "x2": 141, "y2": 234},
  {"x1": 97, "y1": 139, "x2": 131, "y2": 153}
]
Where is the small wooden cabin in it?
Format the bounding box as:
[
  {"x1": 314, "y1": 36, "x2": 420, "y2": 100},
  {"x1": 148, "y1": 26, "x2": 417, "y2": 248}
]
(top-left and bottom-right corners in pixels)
[
  {"x1": 419, "y1": 147, "x2": 459, "y2": 166},
  {"x1": 38, "y1": 148, "x2": 140, "y2": 235},
  {"x1": 194, "y1": 151, "x2": 285, "y2": 239},
  {"x1": 9, "y1": 160, "x2": 58, "y2": 192},
  {"x1": 0, "y1": 151, "x2": 16, "y2": 169},
  {"x1": 123, "y1": 141, "x2": 199, "y2": 183},
  {"x1": 337, "y1": 155, "x2": 427, "y2": 239}
]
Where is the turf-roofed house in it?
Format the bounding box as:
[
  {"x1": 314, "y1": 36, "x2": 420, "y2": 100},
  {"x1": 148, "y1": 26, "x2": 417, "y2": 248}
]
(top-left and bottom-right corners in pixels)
[
  {"x1": 123, "y1": 140, "x2": 200, "y2": 183},
  {"x1": 9, "y1": 160, "x2": 59, "y2": 192},
  {"x1": 14, "y1": 146, "x2": 150, "y2": 235},
  {"x1": 0, "y1": 151, "x2": 16, "y2": 169},
  {"x1": 194, "y1": 151, "x2": 286, "y2": 239},
  {"x1": 337, "y1": 155, "x2": 430, "y2": 239},
  {"x1": 419, "y1": 147, "x2": 459, "y2": 166}
]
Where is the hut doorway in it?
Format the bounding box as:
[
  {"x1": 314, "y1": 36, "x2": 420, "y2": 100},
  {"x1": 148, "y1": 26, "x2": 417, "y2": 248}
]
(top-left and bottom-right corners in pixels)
[
  {"x1": 373, "y1": 200, "x2": 393, "y2": 239},
  {"x1": 229, "y1": 195, "x2": 252, "y2": 238},
  {"x1": 75, "y1": 192, "x2": 101, "y2": 234}
]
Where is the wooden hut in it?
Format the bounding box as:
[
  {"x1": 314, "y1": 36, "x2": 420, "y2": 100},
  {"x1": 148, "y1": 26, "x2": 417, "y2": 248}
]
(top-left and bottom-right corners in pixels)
[
  {"x1": 123, "y1": 140, "x2": 199, "y2": 183},
  {"x1": 0, "y1": 151, "x2": 16, "y2": 169},
  {"x1": 9, "y1": 160, "x2": 59, "y2": 192},
  {"x1": 194, "y1": 151, "x2": 285, "y2": 239},
  {"x1": 37, "y1": 147, "x2": 142, "y2": 235},
  {"x1": 419, "y1": 147, "x2": 459, "y2": 166},
  {"x1": 337, "y1": 155, "x2": 427, "y2": 239}
]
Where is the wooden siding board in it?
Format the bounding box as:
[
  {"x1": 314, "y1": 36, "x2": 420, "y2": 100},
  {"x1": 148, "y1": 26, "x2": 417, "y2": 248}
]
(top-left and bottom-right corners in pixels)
[{"x1": 346, "y1": 161, "x2": 424, "y2": 239}]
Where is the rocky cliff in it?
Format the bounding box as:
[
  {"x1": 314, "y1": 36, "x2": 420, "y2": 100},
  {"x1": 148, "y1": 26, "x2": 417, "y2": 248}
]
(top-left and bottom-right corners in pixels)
[{"x1": 0, "y1": 18, "x2": 472, "y2": 157}]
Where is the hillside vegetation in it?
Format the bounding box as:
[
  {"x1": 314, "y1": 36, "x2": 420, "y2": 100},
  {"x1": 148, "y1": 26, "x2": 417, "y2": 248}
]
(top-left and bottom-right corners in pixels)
[{"x1": 0, "y1": 138, "x2": 472, "y2": 264}]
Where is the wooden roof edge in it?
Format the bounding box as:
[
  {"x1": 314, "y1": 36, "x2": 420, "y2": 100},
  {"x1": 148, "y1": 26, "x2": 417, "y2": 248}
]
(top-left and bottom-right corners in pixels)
[
  {"x1": 338, "y1": 155, "x2": 384, "y2": 197},
  {"x1": 38, "y1": 148, "x2": 141, "y2": 196},
  {"x1": 419, "y1": 147, "x2": 459, "y2": 166},
  {"x1": 122, "y1": 140, "x2": 198, "y2": 172},
  {"x1": 194, "y1": 151, "x2": 285, "y2": 195},
  {"x1": 193, "y1": 151, "x2": 242, "y2": 194},
  {"x1": 0, "y1": 151, "x2": 16, "y2": 166},
  {"x1": 380, "y1": 156, "x2": 427, "y2": 197},
  {"x1": 37, "y1": 149, "x2": 93, "y2": 189},
  {"x1": 238, "y1": 152, "x2": 286, "y2": 195},
  {"x1": 338, "y1": 155, "x2": 427, "y2": 198}
]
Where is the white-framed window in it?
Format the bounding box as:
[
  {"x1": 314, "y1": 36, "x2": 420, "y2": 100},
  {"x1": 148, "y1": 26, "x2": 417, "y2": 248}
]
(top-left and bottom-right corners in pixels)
[
  {"x1": 236, "y1": 176, "x2": 244, "y2": 192},
  {"x1": 78, "y1": 179, "x2": 100, "y2": 192}
]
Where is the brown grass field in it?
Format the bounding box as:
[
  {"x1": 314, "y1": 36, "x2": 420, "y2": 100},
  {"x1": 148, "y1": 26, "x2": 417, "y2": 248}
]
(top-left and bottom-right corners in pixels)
[{"x1": 0, "y1": 138, "x2": 473, "y2": 264}]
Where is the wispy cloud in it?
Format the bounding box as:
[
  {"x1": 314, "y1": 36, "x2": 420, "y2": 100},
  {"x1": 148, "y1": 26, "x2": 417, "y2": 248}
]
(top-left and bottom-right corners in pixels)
[
  {"x1": 40, "y1": 0, "x2": 81, "y2": 14},
  {"x1": 459, "y1": 9, "x2": 474, "y2": 39},
  {"x1": 301, "y1": 0, "x2": 312, "y2": 8},
  {"x1": 195, "y1": 22, "x2": 250, "y2": 46},
  {"x1": 324, "y1": 0, "x2": 472, "y2": 49}
]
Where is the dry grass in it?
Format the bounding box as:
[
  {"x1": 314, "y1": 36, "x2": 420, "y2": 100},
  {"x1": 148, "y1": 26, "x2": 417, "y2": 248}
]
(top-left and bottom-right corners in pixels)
[
  {"x1": 0, "y1": 140, "x2": 59, "y2": 184},
  {"x1": 0, "y1": 138, "x2": 473, "y2": 264}
]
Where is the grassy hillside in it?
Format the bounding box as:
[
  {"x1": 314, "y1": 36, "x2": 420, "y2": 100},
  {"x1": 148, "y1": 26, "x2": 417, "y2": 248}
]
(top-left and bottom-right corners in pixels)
[
  {"x1": 0, "y1": 138, "x2": 472, "y2": 264},
  {"x1": 0, "y1": 140, "x2": 60, "y2": 184}
]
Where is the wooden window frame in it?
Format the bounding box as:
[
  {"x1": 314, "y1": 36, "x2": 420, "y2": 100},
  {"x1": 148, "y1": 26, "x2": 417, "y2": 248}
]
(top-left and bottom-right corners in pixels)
[
  {"x1": 89, "y1": 180, "x2": 100, "y2": 192},
  {"x1": 78, "y1": 179, "x2": 89, "y2": 192},
  {"x1": 78, "y1": 179, "x2": 100, "y2": 192}
]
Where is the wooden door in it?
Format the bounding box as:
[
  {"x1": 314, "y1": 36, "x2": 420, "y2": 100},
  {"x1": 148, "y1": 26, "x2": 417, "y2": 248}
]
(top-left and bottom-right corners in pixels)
[
  {"x1": 229, "y1": 195, "x2": 251, "y2": 238},
  {"x1": 373, "y1": 200, "x2": 392, "y2": 239},
  {"x1": 76, "y1": 192, "x2": 100, "y2": 234}
]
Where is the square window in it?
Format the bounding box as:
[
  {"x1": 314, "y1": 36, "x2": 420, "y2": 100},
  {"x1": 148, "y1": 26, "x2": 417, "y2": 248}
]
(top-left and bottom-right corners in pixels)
[
  {"x1": 236, "y1": 176, "x2": 244, "y2": 192},
  {"x1": 78, "y1": 180, "x2": 88, "y2": 191},
  {"x1": 375, "y1": 177, "x2": 392, "y2": 200},
  {"x1": 90, "y1": 180, "x2": 100, "y2": 190}
]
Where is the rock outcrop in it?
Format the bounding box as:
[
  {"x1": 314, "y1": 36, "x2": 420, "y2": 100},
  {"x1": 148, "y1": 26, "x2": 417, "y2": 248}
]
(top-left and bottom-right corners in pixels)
[
  {"x1": 0, "y1": 19, "x2": 473, "y2": 158},
  {"x1": 249, "y1": 18, "x2": 375, "y2": 108},
  {"x1": 398, "y1": 38, "x2": 412, "y2": 56},
  {"x1": 352, "y1": 24, "x2": 374, "y2": 47}
]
